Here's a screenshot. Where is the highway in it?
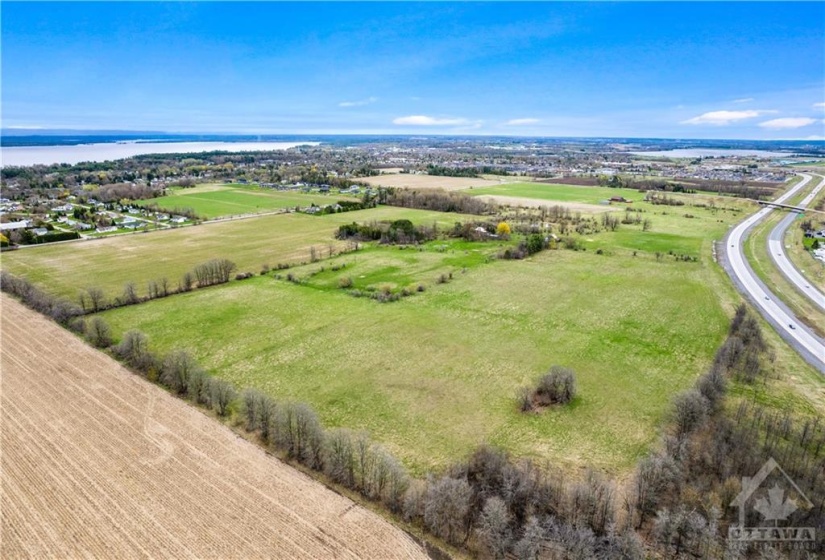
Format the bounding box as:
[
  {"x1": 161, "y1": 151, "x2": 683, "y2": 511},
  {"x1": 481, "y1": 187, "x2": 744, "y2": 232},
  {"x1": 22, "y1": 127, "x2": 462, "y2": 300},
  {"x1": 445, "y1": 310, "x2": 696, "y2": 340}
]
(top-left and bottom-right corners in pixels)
[
  {"x1": 722, "y1": 174, "x2": 825, "y2": 373},
  {"x1": 767, "y1": 173, "x2": 825, "y2": 312}
]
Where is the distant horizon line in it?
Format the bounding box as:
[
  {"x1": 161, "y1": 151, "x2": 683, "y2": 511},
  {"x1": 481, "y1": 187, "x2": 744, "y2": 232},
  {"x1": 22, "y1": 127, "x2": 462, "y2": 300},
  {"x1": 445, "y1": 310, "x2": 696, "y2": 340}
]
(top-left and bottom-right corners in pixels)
[{"x1": 2, "y1": 129, "x2": 824, "y2": 144}]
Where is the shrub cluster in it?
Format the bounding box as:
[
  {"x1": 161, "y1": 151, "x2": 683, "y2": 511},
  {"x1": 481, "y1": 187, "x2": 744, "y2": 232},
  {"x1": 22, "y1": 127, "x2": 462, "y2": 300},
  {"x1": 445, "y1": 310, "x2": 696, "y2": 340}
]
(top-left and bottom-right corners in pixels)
[
  {"x1": 499, "y1": 233, "x2": 551, "y2": 261},
  {"x1": 336, "y1": 219, "x2": 437, "y2": 245},
  {"x1": 519, "y1": 366, "x2": 577, "y2": 412},
  {"x1": 644, "y1": 192, "x2": 685, "y2": 206}
]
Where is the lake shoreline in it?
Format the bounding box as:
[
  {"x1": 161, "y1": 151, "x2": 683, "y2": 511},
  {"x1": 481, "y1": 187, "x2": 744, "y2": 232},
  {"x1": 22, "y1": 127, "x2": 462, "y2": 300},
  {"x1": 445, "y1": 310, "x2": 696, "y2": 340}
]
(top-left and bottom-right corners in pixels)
[{"x1": 0, "y1": 141, "x2": 321, "y2": 167}]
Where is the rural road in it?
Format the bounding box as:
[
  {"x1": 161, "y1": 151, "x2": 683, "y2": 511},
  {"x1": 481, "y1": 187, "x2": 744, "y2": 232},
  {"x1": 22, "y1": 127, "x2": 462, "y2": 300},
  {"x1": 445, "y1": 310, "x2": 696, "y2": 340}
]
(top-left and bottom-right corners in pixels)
[
  {"x1": 767, "y1": 173, "x2": 825, "y2": 312},
  {"x1": 722, "y1": 174, "x2": 825, "y2": 373}
]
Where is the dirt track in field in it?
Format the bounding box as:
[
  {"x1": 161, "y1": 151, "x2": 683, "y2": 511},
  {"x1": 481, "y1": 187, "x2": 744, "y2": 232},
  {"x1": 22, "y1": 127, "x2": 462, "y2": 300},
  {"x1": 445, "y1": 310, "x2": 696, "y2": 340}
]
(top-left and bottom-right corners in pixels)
[{"x1": 0, "y1": 294, "x2": 429, "y2": 559}]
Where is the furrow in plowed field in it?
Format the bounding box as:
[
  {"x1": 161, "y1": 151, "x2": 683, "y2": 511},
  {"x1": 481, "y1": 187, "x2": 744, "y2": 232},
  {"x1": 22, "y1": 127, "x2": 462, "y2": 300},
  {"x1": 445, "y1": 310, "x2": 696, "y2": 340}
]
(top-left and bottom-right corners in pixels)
[{"x1": 0, "y1": 294, "x2": 428, "y2": 559}]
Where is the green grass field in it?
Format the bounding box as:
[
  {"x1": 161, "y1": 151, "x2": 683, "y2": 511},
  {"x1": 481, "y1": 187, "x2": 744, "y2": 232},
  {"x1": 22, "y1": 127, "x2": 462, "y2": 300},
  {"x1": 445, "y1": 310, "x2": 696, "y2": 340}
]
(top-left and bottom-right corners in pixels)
[
  {"x1": 98, "y1": 248, "x2": 731, "y2": 475},
  {"x1": 0, "y1": 206, "x2": 470, "y2": 301},
  {"x1": 281, "y1": 239, "x2": 499, "y2": 294},
  {"x1": 466, "y1": 181, "x2": 642, "y2": 205},
  {"x1": 137, "y1": 183, "x2": 358, "y2": 219}
]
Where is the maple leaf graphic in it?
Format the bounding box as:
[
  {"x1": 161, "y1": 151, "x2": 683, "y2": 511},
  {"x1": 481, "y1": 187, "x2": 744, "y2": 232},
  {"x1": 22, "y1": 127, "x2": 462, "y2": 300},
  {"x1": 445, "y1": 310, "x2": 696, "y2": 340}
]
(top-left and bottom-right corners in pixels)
[{"x1": 754, "y1": 484, "x2": 797, "y2": 525}]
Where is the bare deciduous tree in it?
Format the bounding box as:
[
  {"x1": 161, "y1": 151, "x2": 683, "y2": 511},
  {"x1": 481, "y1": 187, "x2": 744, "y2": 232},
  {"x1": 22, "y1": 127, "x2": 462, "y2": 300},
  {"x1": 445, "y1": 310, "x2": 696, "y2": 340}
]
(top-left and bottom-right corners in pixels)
[
  {"x1": 122, "y1": 282, "x2": 139, "y2": 305},
  {"x1": 114, "y1": 330, "x2": 156, "y2": 373},
  {"x1": 476, "y1": 496, "x2": 511, "y2": 558},
  {"x1": 672, "y1": 389, "x2": 709, "y2": 438},
  {"x1": 86, "y1": 317, "x2": 113, "y2": 348},
  {"x1": 208, "y1": 378, "x2": 236, "y2": 416},
  {"x1": 324, "y1": 428, "x2": 356, "y2": 488},
  {"x1": 85, "y1": 286, "x2": 106, "y2": 312},
  {"x1": 424, "y1": 476, "x2": 472, "y2": 545},
  {"x1": 161, "y1": 350, "x2": 202, "y2": 395}
]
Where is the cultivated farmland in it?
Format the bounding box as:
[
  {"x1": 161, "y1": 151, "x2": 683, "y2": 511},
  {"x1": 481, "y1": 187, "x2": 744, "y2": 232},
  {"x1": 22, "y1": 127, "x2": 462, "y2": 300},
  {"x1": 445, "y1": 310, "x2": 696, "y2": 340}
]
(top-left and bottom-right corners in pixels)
[{"x1": 0, "y1": 295, "x2": 428, "y2": 560}]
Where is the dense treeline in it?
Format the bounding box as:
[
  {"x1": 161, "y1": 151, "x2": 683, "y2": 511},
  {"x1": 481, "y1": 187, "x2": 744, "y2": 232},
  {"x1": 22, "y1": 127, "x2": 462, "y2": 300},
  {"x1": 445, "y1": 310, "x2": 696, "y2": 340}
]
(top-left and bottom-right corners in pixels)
[
  {"x1": 384, "y1": 188, "x2": 495, "y2": 215},
  {"x1": 627, "y1": 304, "x2": 824, "y2": 557},
  {"x1": 17, "y1": 230, "x2": 81, "y2": 244},
  {"x1": 425, "y1": 165, "x2": 481, "y2": 178},
  {"x1": 88, "y1": 182, "x2": 162, "y2": 203},
  {"x1": 596, "y1": 174, "x2": 776, "y2": 199},
  {"x1": 423, "y1": 164, "x2": 511, "y2": 178},
  {"x1": 336, "y1": 219, "x2": 438, "y2": 245}
]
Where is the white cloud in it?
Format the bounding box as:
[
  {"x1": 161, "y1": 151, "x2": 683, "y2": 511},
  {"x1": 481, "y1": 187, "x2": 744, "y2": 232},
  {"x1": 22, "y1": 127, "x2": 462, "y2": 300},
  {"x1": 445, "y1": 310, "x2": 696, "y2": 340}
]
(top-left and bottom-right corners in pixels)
[
  {"x1": 814, "y1": 102, "x2": 825, "y2": 109},
  {"x1": 392, "y1": 115, "x2": 470, "y2": 126},
  {"x1": 505, "y1": 118, "x2": 540, "y2": 126},
  {"x1": 732, "y1": 97, "x2": 755, "y2": 104},
  {"x1": 758, "y1": 117, "x2": 817, "y2": 129},
  {"x1": 339, "y1": 96, "x2": 378, "y2": 108},
  {"x1": 681, "y1": 110, "x2": 775, "y2": 126}
]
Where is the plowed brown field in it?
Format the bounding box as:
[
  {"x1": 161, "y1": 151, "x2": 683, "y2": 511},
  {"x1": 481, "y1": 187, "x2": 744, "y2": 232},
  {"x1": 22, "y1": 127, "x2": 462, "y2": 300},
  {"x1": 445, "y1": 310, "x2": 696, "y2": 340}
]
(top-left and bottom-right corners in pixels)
[{"x1": 0, "y1": 294, "x2": 429, "y2": 559}]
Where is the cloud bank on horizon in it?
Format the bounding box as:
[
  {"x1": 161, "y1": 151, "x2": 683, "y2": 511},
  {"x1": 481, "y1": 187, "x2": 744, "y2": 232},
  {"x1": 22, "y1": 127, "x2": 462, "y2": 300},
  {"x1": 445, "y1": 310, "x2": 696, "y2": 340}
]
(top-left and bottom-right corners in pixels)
[{"x1": 2, "y1": 2, "x2": 823, "y2": 140}]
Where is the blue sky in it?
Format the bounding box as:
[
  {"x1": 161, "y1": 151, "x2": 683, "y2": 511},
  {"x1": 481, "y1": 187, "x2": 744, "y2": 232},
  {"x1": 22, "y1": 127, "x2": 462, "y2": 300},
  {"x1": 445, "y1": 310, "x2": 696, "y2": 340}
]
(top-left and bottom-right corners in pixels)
[{"x1": 2, "y1": 2, "x2": 824, "y2": 139}]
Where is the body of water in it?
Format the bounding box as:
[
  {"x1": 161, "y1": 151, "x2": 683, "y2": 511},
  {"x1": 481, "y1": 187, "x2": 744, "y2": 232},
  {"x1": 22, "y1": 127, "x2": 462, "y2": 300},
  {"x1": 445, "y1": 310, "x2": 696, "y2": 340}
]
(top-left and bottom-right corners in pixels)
[{"x1": 0, "y1": 141, "x2": 320, "y2": 167}]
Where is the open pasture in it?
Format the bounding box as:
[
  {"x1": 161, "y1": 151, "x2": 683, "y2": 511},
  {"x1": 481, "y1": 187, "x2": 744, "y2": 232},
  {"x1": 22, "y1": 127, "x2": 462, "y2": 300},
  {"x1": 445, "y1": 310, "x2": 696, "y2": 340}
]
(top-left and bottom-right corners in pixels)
[
  {"x1": 137, "y1": 183, "x2": 357, "y2": 219},
  {"x1": 99, "y1": 247, "x2": 731, "y2": 475}
]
